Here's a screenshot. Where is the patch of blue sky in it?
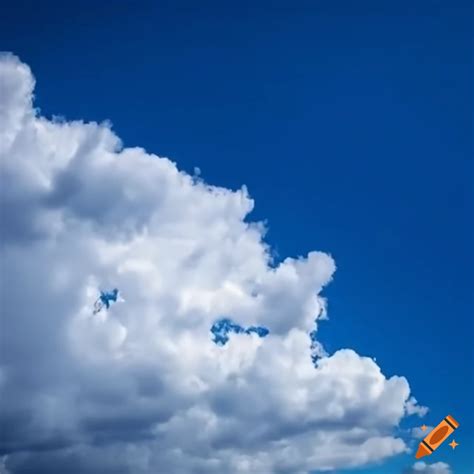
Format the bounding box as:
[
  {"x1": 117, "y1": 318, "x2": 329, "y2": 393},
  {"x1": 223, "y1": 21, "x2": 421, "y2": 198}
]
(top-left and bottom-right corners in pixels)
[
  {"x1": 309, "y1": 327, "x2": 322, "y2": 365},
  {"x1": 210, "y1": 318, "x2": 269, "y2": 346},
  {"x1": 93, "y1": 288, "x2": 119, "y2": 314},
  {"x1": 100, "y1": 288, "x2": 119, "y2": 308}
]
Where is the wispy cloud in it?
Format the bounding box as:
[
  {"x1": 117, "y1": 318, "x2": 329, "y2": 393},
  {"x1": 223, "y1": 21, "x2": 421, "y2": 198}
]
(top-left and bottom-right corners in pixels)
[{"x1": 406, "y1": 461, "x2": 452, "y2": 474}]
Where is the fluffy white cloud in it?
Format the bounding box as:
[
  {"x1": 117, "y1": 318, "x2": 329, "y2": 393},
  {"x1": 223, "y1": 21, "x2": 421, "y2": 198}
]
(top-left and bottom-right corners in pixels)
[
  {"x1": 407, "y1": 461, "x2": 452, "y2": 474},
  {"x1": 0, "y1": 53, "x2": 425, "y2": 473}
]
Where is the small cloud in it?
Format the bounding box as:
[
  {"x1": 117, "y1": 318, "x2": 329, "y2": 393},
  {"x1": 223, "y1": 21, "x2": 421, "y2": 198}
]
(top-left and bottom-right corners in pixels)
[
  {"x1": 405, "y1": 396, "x2": 429, "y2": 417},
  {"x1": 411, "y1": 426, "x2": 434, "y2": 439},
  {"x1": 406, "y1": 461, "x2": 452, "y2": 474}
]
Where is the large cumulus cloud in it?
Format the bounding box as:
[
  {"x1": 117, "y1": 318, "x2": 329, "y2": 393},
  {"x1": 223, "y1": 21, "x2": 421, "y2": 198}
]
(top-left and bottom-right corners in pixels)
[{"x1": 0, "y1": 53, "x2": 426, "y2": 473}]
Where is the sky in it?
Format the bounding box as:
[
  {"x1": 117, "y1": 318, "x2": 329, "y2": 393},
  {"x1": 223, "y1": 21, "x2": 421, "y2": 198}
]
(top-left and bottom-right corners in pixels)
[{"x1": 0, "y1": 1, "x2": 473, "y2": 473}]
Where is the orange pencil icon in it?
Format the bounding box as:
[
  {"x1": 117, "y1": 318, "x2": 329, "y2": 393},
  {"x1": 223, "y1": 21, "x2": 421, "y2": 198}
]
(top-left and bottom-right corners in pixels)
[{"x1": 416, "y1": 415, "x2": 459, "y2": 459}]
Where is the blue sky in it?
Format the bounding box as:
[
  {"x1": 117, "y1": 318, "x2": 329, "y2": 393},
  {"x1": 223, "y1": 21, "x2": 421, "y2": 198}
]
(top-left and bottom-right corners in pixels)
[{"x1": 1, "y1": 1, "x2": 472, "y2": 472}]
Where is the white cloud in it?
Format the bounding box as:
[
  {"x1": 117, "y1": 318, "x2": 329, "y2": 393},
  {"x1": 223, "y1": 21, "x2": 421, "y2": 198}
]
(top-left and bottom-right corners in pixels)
[
  {"x1": 411, "y1": 426, "x2": 434, "y2": 439},
  {"x1": 408, "y1": 461, "x2": 452, "y2": 474},
  {"x1": 405, "y1": 396, "x2": 429, "y2": 417},
  {"x1": 0, "y1": 53, "x2": 426, "y2": 473}
]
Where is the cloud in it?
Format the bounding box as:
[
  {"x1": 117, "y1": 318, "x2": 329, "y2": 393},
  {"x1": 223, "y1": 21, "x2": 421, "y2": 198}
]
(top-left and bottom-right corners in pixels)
[
  {"x1": 0, "y1": 54, "x2": 426, "y2": 473},
  {"x1": 406, "y1": 461, "x2": 452, "y2": 474},
  {"x1": 0, "y1": 457, "x2": 11, "y2": 474},
  {"x1": 405, "y1": 397, "x2": 429, "y2": 417},
  {"x1": 411, "y1": 426, "x2": 434, "y2": 439}
]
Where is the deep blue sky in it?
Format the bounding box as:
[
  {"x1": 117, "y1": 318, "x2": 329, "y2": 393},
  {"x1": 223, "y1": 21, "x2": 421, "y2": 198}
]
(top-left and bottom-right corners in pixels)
[{"x1": 2, "y1": 1, "x2": 472, "y2": 471}]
